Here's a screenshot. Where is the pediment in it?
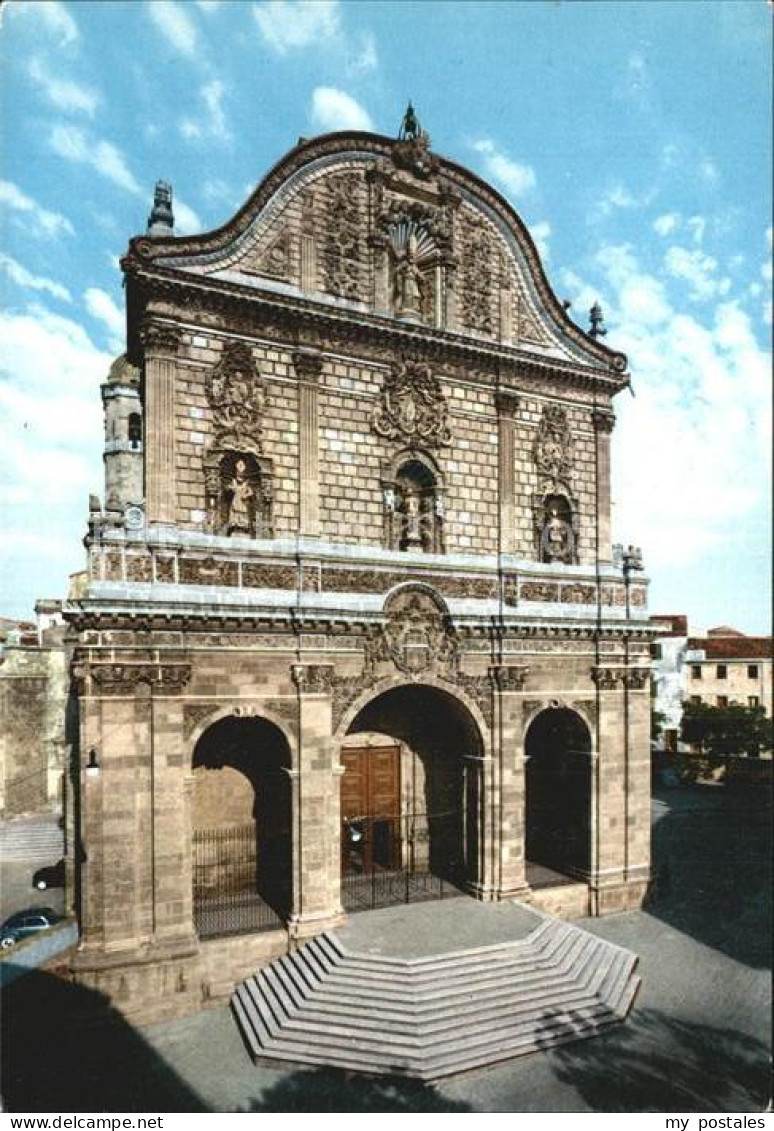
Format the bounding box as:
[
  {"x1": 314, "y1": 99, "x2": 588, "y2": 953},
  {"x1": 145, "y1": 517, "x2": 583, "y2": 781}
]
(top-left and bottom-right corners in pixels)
[{"x1": 125, "y1": 132, "x2": 625, "y2": 375}]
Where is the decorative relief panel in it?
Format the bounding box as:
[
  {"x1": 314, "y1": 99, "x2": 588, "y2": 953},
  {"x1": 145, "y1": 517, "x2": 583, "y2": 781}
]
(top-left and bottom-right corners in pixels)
[
  {"x1": 205, "y1": 341, "x2": 265, "y2": 452},
  {"x1": 371, "y1": 359, "x2": 452, "y2": 447},
  {"x1": 322, "y1": 172, "x2": 364, "y2": 301},
  {"x1": 247, "y1": 228, "x2": 292, "y2": 281},
  {"x1": 520, "y1": 582, "x2": 559, "y2": 602},
  {"x1": 533, "y1": 404, "x2": 578, "y2": 565},
  {"x1": 367, "y1": 590, "x2": 458, "y2": 678},
  {"x1": 179, "y1": 557, "x2": 239, "y2": 587},
  {"x1": 460, "y1": 213, "x2": 495, "y2": 334},
  {"x1": 84, "y1": 662, "x2": 192, "y2": 696},
  {"x1": 242, "y1": 563, "x2": 297, "y2": 590},
  {"x1": 561, "y1": 584, "x2": 596, "y2": 605}
]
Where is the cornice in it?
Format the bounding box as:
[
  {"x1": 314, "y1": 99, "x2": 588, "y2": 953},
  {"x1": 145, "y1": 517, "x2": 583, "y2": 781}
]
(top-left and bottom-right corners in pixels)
[{"x1": 126, "y1": 266, "x2": 626, "y2": 394}]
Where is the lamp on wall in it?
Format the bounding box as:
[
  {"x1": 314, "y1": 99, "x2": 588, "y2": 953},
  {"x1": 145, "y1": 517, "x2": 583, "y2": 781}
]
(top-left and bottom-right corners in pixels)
[{"x1": 85, "y1": 748, "x2": 100, "y2": 776}]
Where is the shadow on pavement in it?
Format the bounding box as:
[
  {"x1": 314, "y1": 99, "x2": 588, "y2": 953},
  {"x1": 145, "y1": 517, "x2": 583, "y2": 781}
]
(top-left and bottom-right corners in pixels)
[
  {"x1": 242, "y1": 1067, "x2": 472, "y2": 1112},
  {"x1": 535, "y1": 1004, "x2": 770, "y2": 1112},
  {"x1": 1, "y1": 968, "x2": 208, "y2": 1112},
  {"x1": 646, "y1": 784, "x2": 772, "y2": 969}
]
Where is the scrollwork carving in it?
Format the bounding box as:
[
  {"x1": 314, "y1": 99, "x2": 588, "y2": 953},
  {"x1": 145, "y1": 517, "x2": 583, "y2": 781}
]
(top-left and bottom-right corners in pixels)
[
  {"x1": 371, "y1": 359, "x2": 452, "y2": 447},
  {"x1": 205, "y1": 341, "x2": 265, "y2": 453},
  {"x1": 292, "y1": 664, "x2": 336, "y2": 694},
  {"x1": 591, "y1": 666, "x2": 620, "y2": 691}
]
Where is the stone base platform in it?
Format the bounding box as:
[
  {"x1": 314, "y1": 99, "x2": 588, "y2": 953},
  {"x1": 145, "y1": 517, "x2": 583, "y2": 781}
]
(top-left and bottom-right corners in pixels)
[{"x1": 232, "y1": 899, "x2": 640, "y2": 1081}]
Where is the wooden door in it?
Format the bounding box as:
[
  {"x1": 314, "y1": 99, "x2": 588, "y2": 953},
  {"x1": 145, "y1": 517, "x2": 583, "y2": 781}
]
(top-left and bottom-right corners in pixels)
[{"x1": 341, "y1": 746, "x2": 400, "y2": 872}]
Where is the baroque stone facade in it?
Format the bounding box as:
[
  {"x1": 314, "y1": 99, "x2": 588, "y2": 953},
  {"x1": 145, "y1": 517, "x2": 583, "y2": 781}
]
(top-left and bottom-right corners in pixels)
[{"x1": 64, "y1": 117, "x2": 654, "y2": 1023}]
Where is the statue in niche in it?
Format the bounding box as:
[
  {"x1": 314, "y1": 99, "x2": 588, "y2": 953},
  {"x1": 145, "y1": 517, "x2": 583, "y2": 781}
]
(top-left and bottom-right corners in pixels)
[
  {"x1": 397, "y1": 481, "x2": 432, "y2": 552},
  {"x1": 540, "y1": 502, "x2": 574, "y2": 564},
  {"x1": 394, "y1": 231, "x2": 424, "y2": 319},
  {"x1": 225, "y1": 458, "x2": 255, "y2": 536}
]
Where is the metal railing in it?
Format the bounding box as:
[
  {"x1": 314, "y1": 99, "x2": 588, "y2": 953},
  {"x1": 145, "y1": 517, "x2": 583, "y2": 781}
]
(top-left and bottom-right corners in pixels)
[
  {"x1": 192, "y1": 824, "x2": 286, "y2": 939},
  {"x1": 341, "y1": 809, "x2": 465, "y2": 914}
]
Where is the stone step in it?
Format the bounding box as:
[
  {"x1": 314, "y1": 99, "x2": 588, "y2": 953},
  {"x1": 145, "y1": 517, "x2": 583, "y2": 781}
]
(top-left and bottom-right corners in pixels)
[
  {"x1": 0, "y1": 817, "x2": 63, "y2": 861},
  {"x1": 232, "y1": 912, "x2": 641, "y2": 1082},
  {"x1": 294, "y1": 930, "x2": 597, "y2": 1014}
]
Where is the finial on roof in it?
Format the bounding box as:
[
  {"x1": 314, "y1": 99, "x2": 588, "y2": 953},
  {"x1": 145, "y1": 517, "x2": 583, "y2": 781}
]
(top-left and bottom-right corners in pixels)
[
  {"x1": 398, "y1": 102, "x2": 421, "y2": 142},
  {"x1": 588, "y1": 301, "x2": 607, "y2": 339},
  {"x1": 147, "y1": 179, "x2": 174, "y2": 236}
]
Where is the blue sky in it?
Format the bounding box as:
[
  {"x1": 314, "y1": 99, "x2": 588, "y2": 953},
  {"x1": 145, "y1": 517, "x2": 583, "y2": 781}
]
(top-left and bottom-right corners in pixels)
[{"x1": 0, "y1": 0, "x2": 771, "y2": 634}]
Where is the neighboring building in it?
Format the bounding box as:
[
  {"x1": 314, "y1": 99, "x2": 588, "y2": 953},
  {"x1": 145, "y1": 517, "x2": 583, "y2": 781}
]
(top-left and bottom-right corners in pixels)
[
  {"x1": 0, "y1": 602, "x2": 69, "y2": 817},
  {"x1": 685, "y1": 627, "x2": 772, "y2": 715},
  {"x1": 651, "y1": 618, "x2": 772, "y2": 753},
  {"x1": 64, "y1": 113, "x2": 655, "y2": 1023}
]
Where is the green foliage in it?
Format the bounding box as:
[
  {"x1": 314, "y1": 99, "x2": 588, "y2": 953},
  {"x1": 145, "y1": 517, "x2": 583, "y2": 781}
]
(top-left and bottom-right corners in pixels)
[
  {"x1": 680, "y1": 701, "x2": 774, "y2": 759},
  {"x1": 651, "y1": 709, "x2": 667, "y2": 741}
]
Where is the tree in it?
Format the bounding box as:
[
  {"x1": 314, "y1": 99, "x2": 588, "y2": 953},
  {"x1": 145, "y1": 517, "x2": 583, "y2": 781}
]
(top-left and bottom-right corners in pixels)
[{"x1": 680, "y1": 702, "x2": 774, "y2": 759}]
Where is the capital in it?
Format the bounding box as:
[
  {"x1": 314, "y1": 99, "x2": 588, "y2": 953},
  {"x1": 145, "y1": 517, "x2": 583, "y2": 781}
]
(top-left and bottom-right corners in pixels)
[{"x1": 494, "y1": 390, "x2": 519, "y2": 418}]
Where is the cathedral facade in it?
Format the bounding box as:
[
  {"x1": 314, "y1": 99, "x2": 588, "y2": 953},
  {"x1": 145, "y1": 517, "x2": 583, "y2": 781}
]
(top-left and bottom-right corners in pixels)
[{"x1": 66, "y1": 118, "x2": 653, "y2": 1022}]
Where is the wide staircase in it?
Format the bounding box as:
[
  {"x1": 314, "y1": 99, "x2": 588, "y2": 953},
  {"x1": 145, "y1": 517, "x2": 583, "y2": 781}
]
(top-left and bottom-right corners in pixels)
[
  {"x1": 0, "y1": 815, "x2": 63, "y2": 862},
  {"x1": 233, "y1": 911, "x2": 640, "y2": 1081}
]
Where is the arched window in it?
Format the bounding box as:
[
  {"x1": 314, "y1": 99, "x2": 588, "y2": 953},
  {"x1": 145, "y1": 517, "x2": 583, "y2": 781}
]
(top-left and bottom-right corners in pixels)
[{"x1": 128, "y1": 412, "x2": 142, "y2": 449}]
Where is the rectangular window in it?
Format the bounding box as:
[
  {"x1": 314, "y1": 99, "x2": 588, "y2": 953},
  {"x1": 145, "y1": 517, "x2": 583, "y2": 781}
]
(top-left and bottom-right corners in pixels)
[
  {"x1": 717, "y1": 664, "x2": 727, "y2": 679},
  {"x1": 748, "y1": 664, "x2": 759, "y2": 679},
  {"x1": 749, "y1": 696, "x2": 760, "y2": 707},
  {"x1": 690, "y1": 695, "x2": 702, "y2": 705},
  {"x1": 691, "y1": 665, "x2": 702, "y2": 679},
  {"x1": 716, "y1": 695, "x2": 728, "y2": 708}
]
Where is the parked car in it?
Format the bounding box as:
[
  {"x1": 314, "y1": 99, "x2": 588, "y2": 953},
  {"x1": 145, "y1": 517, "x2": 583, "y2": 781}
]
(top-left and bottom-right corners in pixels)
[
  {"x1": 32, "y1": 859, "x2": 65, "y2": 891},
  {"x1": 0, "y1": 908, "x2": 62, "y2": 949}
]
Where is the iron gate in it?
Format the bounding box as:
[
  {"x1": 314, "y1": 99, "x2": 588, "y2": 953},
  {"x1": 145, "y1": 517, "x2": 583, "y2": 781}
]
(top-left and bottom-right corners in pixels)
[
  {"x1": 341, "y1": 809, "x2": 465, "y2": 913},
  {"x1": 192, "y1": 824, "x2": 286, "y2": 939}
]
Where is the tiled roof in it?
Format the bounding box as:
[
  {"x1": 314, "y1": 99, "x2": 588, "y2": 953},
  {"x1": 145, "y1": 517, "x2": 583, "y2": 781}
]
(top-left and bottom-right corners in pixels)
[{"x1": 687, "y1": 636, "x2": 772, "y2": 660}]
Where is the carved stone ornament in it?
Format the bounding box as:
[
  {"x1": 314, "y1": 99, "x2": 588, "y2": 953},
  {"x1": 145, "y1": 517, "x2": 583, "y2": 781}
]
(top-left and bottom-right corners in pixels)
[
  {"x1": 368, "y1": 590, "x2": 458, "y2": 679},
  {"x1": 623, "y1": 668, "x2": 650, "y2": 690},
  {"x1": 591, "y1": 666, "x2": 620, "y2": 691},
  {"x1": 391, "y1": 132, "x2": 439, "y2": 179},
  {"x1": 292, "y1": 349, "x2": 323, "y2": 384},
  {"x1": 87, "y1": 662, "x2": 192, "y2": 696},
  {"x1": 322, "y1": 172, "x2": 364, "y2": 301},
  {"x1": 371, "y1": 359, "x2": 452, "y2": 448},
  {"x1": 592, "y1": 409, "x2": 616, "y2": 434},
  {"x1": 205, "y1": 341, "x2": 265, "y2": 452},
  {"x1": 461, "y1": 213, "x2": 494, "y2": 335},
  {"x1": 140, "y1": 321, "x2": 180, "y2": 355},
  {"x1": 534, "y1": 404, "x2": 574, "y2": 488},
  {"x1": 251, "y1": 228, "x2": 291, "y2": 281},
  {"x1": 292, "y1": 664, "x2": 336, "y2": 694}
]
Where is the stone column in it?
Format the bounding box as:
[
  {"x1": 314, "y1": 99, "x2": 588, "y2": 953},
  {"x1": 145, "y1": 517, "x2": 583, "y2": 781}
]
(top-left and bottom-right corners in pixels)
[
  {"x1": 592, "y1": 410, "x2": 615, "y2": 565},
  {"x1": 293, "y1": 350, "x2": 323, "y2": 539},
  {"x1": 495, "y1": 391, "x2": 519, "y2": 556},
  {"x1": 141, "y1": 321, "x2": 180, "y2": 528},
  {"x1": 290, "y1": 664, "x2": 343, "y2": 938}
]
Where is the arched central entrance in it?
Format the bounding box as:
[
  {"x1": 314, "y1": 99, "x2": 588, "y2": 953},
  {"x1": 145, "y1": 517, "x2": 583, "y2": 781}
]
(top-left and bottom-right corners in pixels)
[
  {"x1": 525, "y1": 708, "x2": 592, "y2": 880},
  {"x1": 191, "y1": 716, "x2": 292, "y2": 938},
  {"x1": 340, "y1": 683, "x2": 483, "y2": 911}
]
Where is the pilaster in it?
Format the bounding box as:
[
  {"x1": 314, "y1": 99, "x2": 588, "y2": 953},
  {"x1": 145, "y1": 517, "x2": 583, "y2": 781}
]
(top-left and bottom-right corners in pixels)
[
  {"x1": 141, "y1": 321, "x2": 180, "y2": 527},
  {"x1": 593, "y1": 410, "x2": 615, "y2": 565},
  {"x1": 293, "y1": 350, "x2": 323, "y2": 539}
]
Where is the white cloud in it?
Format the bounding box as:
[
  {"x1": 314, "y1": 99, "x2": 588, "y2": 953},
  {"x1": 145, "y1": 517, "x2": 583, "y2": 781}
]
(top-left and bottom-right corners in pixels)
[
  {"x1": 530, "y1": 221, "x2": 551, "y2": 263},
  {"x1": 253, "y1": 1, "x2": 377, "y2": 72},
  {"x1": 588, "y1": 245, "x2": 772, "y2": 575},
  {"x1": 699, "y1": 157, "x2": 719, "y2": 184},
  {"x1": 0, "y1": 254, "x2": 72, "y2": 302},
  {"x1": 180, "y1": 79, "x2": 231, "y2": 143},
  {"x1": 471, "y1": 139, "x2": 536, "y2": 199},
  {"x1": 687, "y1": 216, "x2": 706, "y2": 244},
  {"x1": 595, "y1": 244, "x2": 671, "y2": 325},
  {"x1": 84, "y1": 288, "x2": 124, "y2": 352},
  {"x1": 27, "y1": 57, "x2": 99, "y2": 116},
  {"x1": 0, "y1": 180, "x2": 74, "y2": 238},
  {"x1": 174, "y1": 198, "x2": 203, "y2": 234},
  {"x1": 254, "y1": 0, "x2": 341, "y2": 52},
  {"x1": 664, "y1": 245, "x2": 731, "y2": 302},
  {"x1": 48, "y1": 125, "x2": 142, "y2": 196},
  {"x1": 10, "y1": 0, "x2": 79, "y2": 46},
  {"x1": 0, "y1": 305, "x2": 109, "y2": 611},
  {"x1": 653, "y1": 213, "x2": 679, "y2": 237},
  {"x1": 147, "y1": 0, "x2": 198, "y2": 56},
  {"x1": 310, "y1": 87, "x2": 373, "y2": 132}
]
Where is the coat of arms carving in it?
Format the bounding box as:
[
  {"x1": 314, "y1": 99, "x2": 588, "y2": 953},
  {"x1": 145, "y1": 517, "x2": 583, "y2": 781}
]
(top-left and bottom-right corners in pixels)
[
  {"x1": 371, "y1": 360, "x2": 452, "y2": 448},
  {"x1": 205, "y1": 341, "x2": 266, "y2": 452},
  {"x1": 367, "y1": 590, "x2": 457, "y2": 678}
]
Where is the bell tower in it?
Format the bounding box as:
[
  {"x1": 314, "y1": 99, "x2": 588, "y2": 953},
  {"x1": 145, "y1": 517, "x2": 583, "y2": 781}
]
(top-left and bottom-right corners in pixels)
[{"x1": 101, "y1": 355, "x2": 143, "y2": 521}]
